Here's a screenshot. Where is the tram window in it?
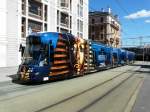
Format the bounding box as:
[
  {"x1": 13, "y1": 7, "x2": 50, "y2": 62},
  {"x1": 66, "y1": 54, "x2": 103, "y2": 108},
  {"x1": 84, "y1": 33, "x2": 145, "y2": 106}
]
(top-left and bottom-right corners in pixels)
[{"x1": 28, "y1": 36, "x2": 41, "y2": 45}]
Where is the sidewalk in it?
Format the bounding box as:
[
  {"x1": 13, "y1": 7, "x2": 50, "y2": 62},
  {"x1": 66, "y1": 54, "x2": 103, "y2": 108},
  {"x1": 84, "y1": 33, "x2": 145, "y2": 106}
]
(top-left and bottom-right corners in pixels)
[
  {"x1": 0, "y1": 66, "x2": 18, "y2": 82},
  {"x1": 133, "y1": 64, "x2": 150, "y2": 112}
]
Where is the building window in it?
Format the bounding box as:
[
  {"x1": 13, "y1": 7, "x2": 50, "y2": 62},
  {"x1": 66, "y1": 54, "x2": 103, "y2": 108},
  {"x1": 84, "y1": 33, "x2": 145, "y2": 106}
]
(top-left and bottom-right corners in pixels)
[
  {"x1": 77, "y1": 4, "x2": 80, "y2": 17},
  {"x1": 77, "y1": 19, "x2": 80, "y2": 31},
  {"x1": 28, "y1": 0, "x2": 42, "y2": 19},
  {"x1": 101, "y1": 34, "x2": 104, "y2": 40},
  {"x1": 91, "y1": 26, "x2": 94, "y2": 32},
  {"x1": 57, "y1": 27, "x2": 59, "y2": 32},
  {"x1": 79, "y1": 6, "x2": 83, "y2": 17},
  {"x1": 44, "y1": 24, "x2": 47, "y2": 31},
  {"x1": 60, "y1": 12, "x2": 69, "y2": 28},
  {"x1": 60, "y1": 0, "x2": 69, "y2": 8},
  {"x1": 100, "y1": 25, "x2": 103, "y2": 30},
  {"x1": 77, "y1": 19, "x2": 83, "y2": 33},
  {"x1": 21, "y1": 18, "x2": 26, "y2": 38},
  {"x1": 70, "y1": 16, "x2": 72, "y2": 29},
  {"x1": 22, "y1": 0, "x2": 26, "y2": 15},
  {"x1": 77, "y1": 3, "x2": 83, "y2": 17},
  {"x1": 92, "y1": 19, "x2": 95, "y2": 24},
  {"x1": 92, "y1": 35, "x2": 95, "y2": 40},
  {"x1": 70, "y1": 0, "x2": 72, "y2": 11},
  {"x1": 80, "y1": 20, "x2": 83, "y2": 32},
  {"x1": 28, "y1": 20, "x2": 42, "y2": 32},
  {"x1": 44, "y1": 5, "x2": 48, "y2": 21},
  {"x1": 57, "y1": 10, "x2": 59, "y2": 25},
  {"x1": 100, "y1": 17, "x2": 104, "y2": 22},
  {"x1": 80, "y1": 0, "x2": 83, "y2": 5}
]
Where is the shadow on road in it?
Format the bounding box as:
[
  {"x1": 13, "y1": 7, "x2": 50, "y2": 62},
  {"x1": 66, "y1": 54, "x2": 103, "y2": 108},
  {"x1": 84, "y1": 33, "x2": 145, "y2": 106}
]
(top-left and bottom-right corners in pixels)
[
  {"x1": 7, "y1": 62, "x2": 150, "y2": 85},
  {"x1": 7, "y1": 74, "x2": 76, "y2": 86}
]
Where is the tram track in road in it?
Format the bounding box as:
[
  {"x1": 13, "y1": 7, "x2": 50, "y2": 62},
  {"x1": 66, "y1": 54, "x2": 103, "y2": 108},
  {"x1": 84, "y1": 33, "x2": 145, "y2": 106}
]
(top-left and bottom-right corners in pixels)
[
  {"x1": 123, "y1": 77, "x2": 144, "y2": 112},
  {"x1": 0, "y1": 81, "x2": 60, "y2": 102},
  {"x1": 0, "y1": 65, "x2": 141, "y2": 112},
  {"x1": 79, "y1": 73, "x2": 144, "y2": 112},
  {"x1": 35, "y1": 66, "x2": 141, "y2": 112},
  {"x1": 0, "y1": 65, "x2": 136, "y2": 101}
]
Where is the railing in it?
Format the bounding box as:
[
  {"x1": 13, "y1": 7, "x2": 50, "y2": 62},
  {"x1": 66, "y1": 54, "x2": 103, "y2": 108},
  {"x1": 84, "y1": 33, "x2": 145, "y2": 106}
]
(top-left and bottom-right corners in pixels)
[
  {"x1": 60, "y1": 22, "x2": 69, "y2": 28},
  {"x1": 28, "y1": 12, "x2": 42, "y2": 20}
]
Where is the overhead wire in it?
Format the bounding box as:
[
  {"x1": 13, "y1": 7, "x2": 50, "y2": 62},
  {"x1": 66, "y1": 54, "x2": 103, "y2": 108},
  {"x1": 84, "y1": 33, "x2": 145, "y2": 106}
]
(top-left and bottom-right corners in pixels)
[
  {"x1": 113, "y1": 0, "x2": 147, "y2": 47},
  {"x1": 114, "y1": 0, "x2": 137, "y2": 24},
  {"x1": 114, "y1": 0, "x2": 142, "y2": 37}
]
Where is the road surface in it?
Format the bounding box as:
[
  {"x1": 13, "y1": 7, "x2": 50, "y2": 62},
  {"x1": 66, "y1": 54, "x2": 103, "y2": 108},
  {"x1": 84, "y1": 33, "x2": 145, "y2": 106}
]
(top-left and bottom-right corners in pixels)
[{"x1": 0, "y1": 62, "x2": 149, "y2": 112}]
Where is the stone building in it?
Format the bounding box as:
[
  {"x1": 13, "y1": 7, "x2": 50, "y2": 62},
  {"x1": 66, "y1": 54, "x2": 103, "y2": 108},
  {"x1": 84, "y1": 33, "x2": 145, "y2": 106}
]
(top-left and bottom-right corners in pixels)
[{"x1": 89, "y1": 9, "x2": 121, "y2": 48}]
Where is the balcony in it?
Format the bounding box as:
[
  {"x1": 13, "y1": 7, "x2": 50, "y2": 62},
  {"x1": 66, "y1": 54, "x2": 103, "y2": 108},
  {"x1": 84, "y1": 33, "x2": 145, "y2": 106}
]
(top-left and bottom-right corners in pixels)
[
  {"x1": 60, "y1": 22, "x2": 69, "y2": 28},
  {"x1": 28, "y1": 12, "x2": 42, "y2": 20}
]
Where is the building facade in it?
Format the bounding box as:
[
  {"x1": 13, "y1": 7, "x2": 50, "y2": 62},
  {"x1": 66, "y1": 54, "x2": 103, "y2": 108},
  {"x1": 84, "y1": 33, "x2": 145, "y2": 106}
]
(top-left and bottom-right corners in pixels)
[
  {"x1": 89, "y1": 10, "x2": 121, "y2": 48},
  {"x1": 0, "y1": 0, "x2": 88, "y2": 67}
]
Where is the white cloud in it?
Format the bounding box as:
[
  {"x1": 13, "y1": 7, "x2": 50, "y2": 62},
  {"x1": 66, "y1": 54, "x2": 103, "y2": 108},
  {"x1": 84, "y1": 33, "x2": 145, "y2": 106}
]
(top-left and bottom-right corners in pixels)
[
  {"x1": 145, "y1": 20, "x2": 150, "y2": 23},
  {"x1": 125, "y1": 10, "x2": 150, "y2": 19}
]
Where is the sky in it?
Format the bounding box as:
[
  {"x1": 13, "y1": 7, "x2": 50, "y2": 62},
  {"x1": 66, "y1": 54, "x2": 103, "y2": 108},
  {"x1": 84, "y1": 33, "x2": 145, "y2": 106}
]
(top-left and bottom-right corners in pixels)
[{"x1": 89, "y1": 0, "x2": 150, "y2": 47}]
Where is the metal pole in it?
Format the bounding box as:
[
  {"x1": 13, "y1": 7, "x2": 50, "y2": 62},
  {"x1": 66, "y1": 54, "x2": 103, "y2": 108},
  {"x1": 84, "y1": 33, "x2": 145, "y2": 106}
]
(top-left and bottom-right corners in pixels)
[{"x1": 143, "y1": 46, "x2": 144, "y2": 63}]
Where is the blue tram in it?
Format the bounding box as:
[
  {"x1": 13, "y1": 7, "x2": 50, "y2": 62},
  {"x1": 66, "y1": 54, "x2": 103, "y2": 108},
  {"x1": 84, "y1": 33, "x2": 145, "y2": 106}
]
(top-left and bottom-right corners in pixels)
[{"x1": 17, "y1": 32, "x2": 135, "y2": 82}]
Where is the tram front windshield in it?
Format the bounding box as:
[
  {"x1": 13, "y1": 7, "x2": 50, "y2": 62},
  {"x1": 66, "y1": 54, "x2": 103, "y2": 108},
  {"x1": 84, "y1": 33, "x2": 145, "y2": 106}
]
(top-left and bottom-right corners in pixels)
[{"x1": 23, "y1": 36, "x2": 46, "y2": 65}]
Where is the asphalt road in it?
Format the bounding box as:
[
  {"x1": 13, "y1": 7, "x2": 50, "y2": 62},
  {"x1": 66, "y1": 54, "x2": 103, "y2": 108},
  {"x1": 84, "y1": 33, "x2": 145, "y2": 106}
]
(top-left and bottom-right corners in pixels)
[{"x1": 0, "y1": 62, "x2": 148, "y2": 112}]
